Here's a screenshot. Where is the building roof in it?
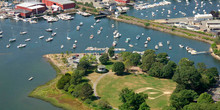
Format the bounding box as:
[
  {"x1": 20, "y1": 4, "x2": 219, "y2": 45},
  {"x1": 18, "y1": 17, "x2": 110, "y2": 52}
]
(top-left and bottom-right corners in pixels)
[
  {"x1": 16, "y1": 2, "x2": 44, "y2": 8},
  {"x1": 98, "y1": 65, "x2": 106, "y2": 68},
  {"x1": 207, "y1": 20, "x2": 220, "y2": 24},
  {"x1": 209, "y1": 25, "x2": 220, "y2": 28},
  {"x1": 195, "y1": 14, "x2": 213, "y2": 18},
  {"x1": 28, "y1": 5, "x2": 45, "y2": 9},
  {"x1": 48, "y1": 0, "x2": 75, "y2": 5}
]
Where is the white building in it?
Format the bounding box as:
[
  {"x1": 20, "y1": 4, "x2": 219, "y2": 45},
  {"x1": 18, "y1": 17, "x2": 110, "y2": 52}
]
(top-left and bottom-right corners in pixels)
[{"x1": 194, "y1": 14, "x2": 213, "y2": 21}]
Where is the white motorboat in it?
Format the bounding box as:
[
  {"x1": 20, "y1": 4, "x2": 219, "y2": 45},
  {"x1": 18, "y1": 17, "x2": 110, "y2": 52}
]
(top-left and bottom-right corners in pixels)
[
  {"x1": 158, "y1": 42, "x2": 163, "y2": 47},
  {"x1": 20, "y1": 31, "x2": 27, "y2": 35},
  {"x1": 39, "y1": 36, "x2": 44, "y2": 39},
  {"x1": 46, "y1": 28, "x2": 53, "y2": 32},
  {"x1": 67, "y1": 36, "x2": 71, "y2": 40},
  {"x1": 25, "y1": 38, "x2": 31, "y2": 42},
  {"x1": 129, "y1": 44, "x2": 134, "y2": 47},
  {"x1": 0, "y1": 31, "x2": 3, "y2": 34},
  {"x1": 79, "y1": 22, "x2": 83, "y2": 26},
  {"x1": 144, "y1": 44, "x2": 148, "y2": 48},
  {"x1": 0, "y1": 35, "x2": 3, "y2": 38},
  {"x1": 51, "y1": 32, "x2": 56, "y2": 36},
  {"x1": 96, "y1": 19, "x2": 101, "y2": 23},
  {"x1": 179, "y1": 44, "x2": 184, "y2": 48},
  {"x1": 17, "y1": 44, "x2": 27, "y2": 48},
  {"x1": 74, "y1": 40, "x2": 77, "y2": 43},
  {"x1": 46, "y1": 37, "x2": 53, "y2": 42},
  {"x1": 76, "y1": 26, "x2": 80, "y2": 31},
  {"x1": 147, "y1": 37, "x2": 151, "y2": 41},
  {"x1": 144, "y1": 41, "x2": 148, "y2": 44},
  {"x1": 97, "y1": 30, "x2": 101, "y2": 35},
  {"x1": 72, "y1": 44, "x2": 77, "y2": 49},
  {"x1": 6, "y1": 44, "x2": 10, "y2": 48},
  {"x1": 125, "y1": 38, "x2": 131, "y2": 43},
  {"x1": 136, "y1": 35, "x2": 140, "y2": 40},
  {"x1": 90, "y1": 35, "x2": 94, "y2": 39},
  {"x1": 155, "y1": 45, "x2": 159, "y2": 50},
  {"x1": 112, "y1": 41, "x2": 117, "y2": 46},
  {"x1": 9, "y1": 38, "x2": 16, "y2": 42},
  {"x1": 169, "y1": 46, "x2": 172, "y2": 50},
  {"x1": 167, "y1": 41, "x2": 170, "y2": 45},
  {"x1": 100, "y1": 27, "x2": 103, "y2": 30},
  {"x1": 61, "y1": 45, "x2": 64, "y2": 49},
  {"x1": 112, "y1": 24, "x2": 114, "y2": 28},
  {"x1": 28, "y1": 77, "x2": 33, "y2": 81}
]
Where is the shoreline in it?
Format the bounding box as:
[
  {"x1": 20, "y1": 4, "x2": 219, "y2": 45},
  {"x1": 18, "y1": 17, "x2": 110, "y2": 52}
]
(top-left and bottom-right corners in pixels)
[
  {"x1": 209, "y1": 48, "x2": 220, "y2": 61},
  {"x1": 107, "y1": 15, "x2": 214, "y2": 45},
  {"x1": 29, "y1": 54, "x2": 91, "y2": 110}
]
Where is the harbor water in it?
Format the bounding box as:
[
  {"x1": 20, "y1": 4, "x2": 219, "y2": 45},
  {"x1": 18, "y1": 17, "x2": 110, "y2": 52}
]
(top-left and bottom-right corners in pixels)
[
  {"x1": 0, "y1": 10, "x2": 220, "y2": 110},
  {"x1": 127, "y1": 0, "x2": 220, "y2": 20}
]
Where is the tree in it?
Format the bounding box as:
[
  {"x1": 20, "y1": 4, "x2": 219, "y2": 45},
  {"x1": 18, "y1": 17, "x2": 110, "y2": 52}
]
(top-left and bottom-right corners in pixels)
[
  {"x1": 138, "y1": 103, "x2": 150, "y2": 110},
  {"x1": 197, "y1": 62, "x2": 206, "y2": 74},
  {"x1": 72, "y1": 83, "x2": 93, "y2": 100},
  {"x1": 80, "y1": 54, "x2": 97, "y2": 64},
  {"x1": 183, "y1": 103, "x2": 216, "y2": 110},
  {"x1": 120, "y1": 52, "x2": 132, "y2": 61},
  {"x1": 162, "y1": 106, "x2": 176, "y2": 110},
  {"x1": 82, "y1": 7, "x2": 86, "y2": 12},
  {"x1": 128, "y1": 53, "x2": 141, "y2": 66},
  {"x1": 156, "y1": 53, "x2": 169, "y2": 64},
  {"x1": 162, "y1": 61, "x2": 177, "y2": 79},
  {"x1": 112, "y1": 62, "x2": 125, "y2": 75},
  {"x1": 119, "y1": 88, "x2": 148, "y2": 110},
  {"x1": 148, "y1": 62, "x2": 164, "y2": 77},
  {"x1": 57, "y1": 73, "x2": 71, "y2": 89},
  {"x1": 170, "y1": 90, "x2": 198, "y2": 109},
  {"x1": 99, "y1": 53, "x2": 109, "y2": 64},
  {"x1": 178, "y1": 58, "x2": 194, "y2": 67},
  {"x1": 173, "y1": 62, "x2": 201, "y2": 90},
  {"x1": 98, "y1": 99, "x2": 112, "y2": 109},
  {"x1": 70, "y1": 70, "x2": 83, "y2": 85},
  {"x1": 205, "y1": 67, "x2": 219, "y2": 85},
  {"x1": 77, "y1": 60, "x2": 90, "y2": 71},
  {"x1": 141, "y1": 53, "x2": 156, "y2": 72},
  {"x1": 197, "y1": 92, "x2": 214, "y2": 103},
  {"x1": 142, "y1": 49, "x2": 155, "y2": 57},
  {"x1": 108, "y1": 47, "x2": 115, "y2": 57}
]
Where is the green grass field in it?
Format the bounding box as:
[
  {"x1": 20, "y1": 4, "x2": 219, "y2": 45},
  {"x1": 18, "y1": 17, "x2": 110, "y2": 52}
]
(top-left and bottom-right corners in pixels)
[
  {"x1": 97, "y1": 74, "x2": 176, "y2": 110},
  {"x1": 29, "y1": 75, "x2": 90, "y2": 110}
]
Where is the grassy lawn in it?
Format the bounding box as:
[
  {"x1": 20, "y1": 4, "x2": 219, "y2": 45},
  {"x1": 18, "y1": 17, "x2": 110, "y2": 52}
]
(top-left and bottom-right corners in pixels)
[
  {"x1": 97, "y1": 74, "x2": 176, "y2": 110},
  {"x1": 29, "y1": 75, "x2": 90, "y2": 110}
]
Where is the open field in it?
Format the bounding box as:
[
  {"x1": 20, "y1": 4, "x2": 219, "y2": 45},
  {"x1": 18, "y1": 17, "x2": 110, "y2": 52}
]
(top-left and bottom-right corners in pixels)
[
  {"x1": 96, "y1": 73, "x2": 176, "y2": 110},
  {"x1": 29, "y1": 75, "x2": 90, "y2": 110}
]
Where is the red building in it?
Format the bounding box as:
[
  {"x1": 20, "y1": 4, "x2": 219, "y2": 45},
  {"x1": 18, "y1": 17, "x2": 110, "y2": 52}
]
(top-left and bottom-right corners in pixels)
[
  {"x1": 115, "y1": 0, "x2": 130, "y2": 4},
  {"x1": 42, "y1": 0, "x2": 75, "y2": 10},
  {"x1": 15, "y1": 2, "x2": 47, "y2": 17}
]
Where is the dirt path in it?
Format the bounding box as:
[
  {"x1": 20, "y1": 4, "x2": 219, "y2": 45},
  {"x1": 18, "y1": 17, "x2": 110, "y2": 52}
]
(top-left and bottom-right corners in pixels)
[{"x1": 92, "y1": 71, "x2": 112, "y2": 97}]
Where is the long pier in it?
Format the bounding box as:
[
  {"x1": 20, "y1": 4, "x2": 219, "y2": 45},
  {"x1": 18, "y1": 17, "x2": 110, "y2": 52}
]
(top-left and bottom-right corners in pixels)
[{"x1": 85, "y1": 47, "x2": 126, "y2": 52}]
